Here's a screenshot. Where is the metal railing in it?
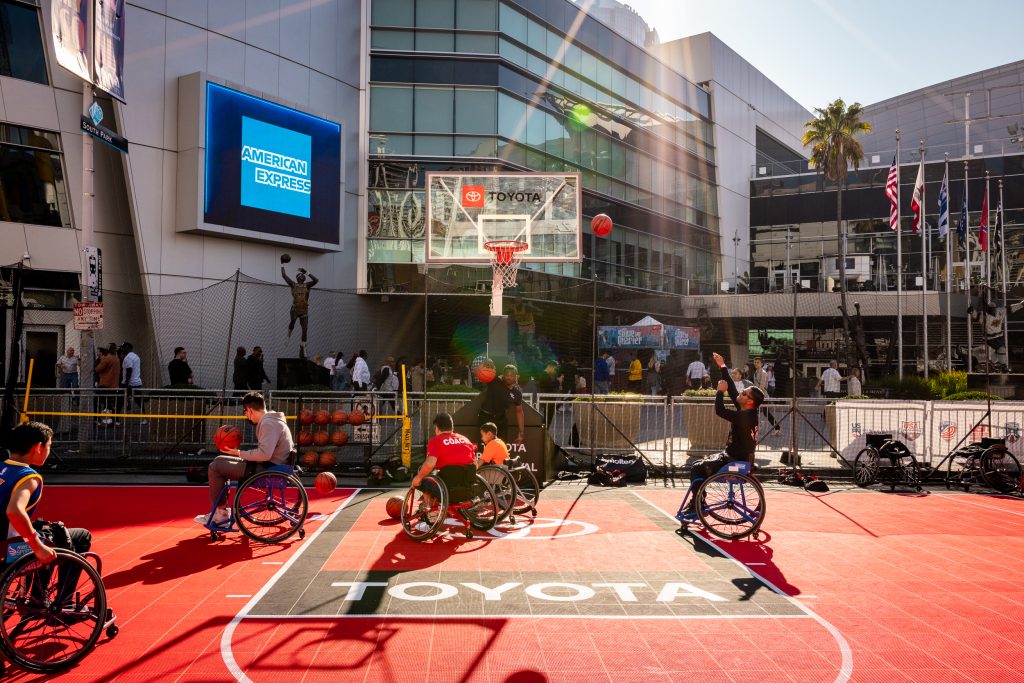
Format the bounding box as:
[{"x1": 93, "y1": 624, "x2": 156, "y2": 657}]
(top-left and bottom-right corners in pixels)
[{"x1": 11, "y1": 388, "x2": 1024, "y2": 480}]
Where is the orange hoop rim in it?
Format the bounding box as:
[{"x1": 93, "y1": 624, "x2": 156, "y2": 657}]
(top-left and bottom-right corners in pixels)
[{"x1": 484, "y1": 240, "x2": 528, "y2": 265}]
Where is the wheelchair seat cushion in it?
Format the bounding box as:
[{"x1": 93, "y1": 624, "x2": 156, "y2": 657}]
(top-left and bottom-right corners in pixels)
[{"x1": 439, "y1": 464, "x2": 477, "y2": 504}]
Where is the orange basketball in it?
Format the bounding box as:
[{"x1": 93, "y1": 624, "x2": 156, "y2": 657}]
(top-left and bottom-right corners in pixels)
[
  {"x1": 319, "y1": 451, "x2": 337, "y2": 468},
  {"x1": 301, "y1": 450, "x2": 318, "y2": 467},
  {"x1": 299, "y1": 408, "x2": 314, "y2": 425},
  {"x1": 314, "y1": 409, "x2": 329, "y2": 425},
  {"x1": 476, "y1": 365, "x2": 496, "y2": 383},
  {"x1": 591, "y1": 213, "x2": 612, "y2": 237},
  {"x1": 315, "y1": 471, "x2": 337, "y2": 495},
  {"x1": 349, "y1": 410, "x2": 365, "y2": 426},
  {"x1": 214, "y1": 425, "x2": 243, "y2": 452},
  {"x1": 385, "y1": 494, "x2": 404, "y2": 519},
  {"x1": 297, "y1": 430, "x2": 313, "y2": 447},
  {"x1": 313, "y1": 430, "x2": 329, "y2": 446},
  {"x1": 331, "y1": 409, "x2": 349, "y2": 425},
  {"x1": 331, "y1": 430, "x2": 349, "y2": 446}
]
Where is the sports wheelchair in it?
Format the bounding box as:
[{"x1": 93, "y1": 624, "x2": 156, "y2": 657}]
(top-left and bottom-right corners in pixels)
[
  {"x1": 676, "y1": 460, "x2": 766, "y2": 540},
  {"x1": 400, "y1": 467, "x2": 500, "y2": 541},
  {"x1": 1, "y1": 531, "x2": 117, "y2": 675},
  {"x1": 853, "y1": 433, "x2": 923, "y2": 492},
  {"x1": 945, "y1": 437, "x2": 1022, "y2": 493},
  {"x1": 204, "y1": 456, "x2": 308, "y2": 543},
  {"x1": 476, "y1": 455, "x2": 541, "y2": 525}
]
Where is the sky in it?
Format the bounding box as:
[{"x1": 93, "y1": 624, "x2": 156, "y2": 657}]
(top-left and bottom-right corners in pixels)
[{"x1": 625, "y1": 0, "x2": 1024, "y2": 112}]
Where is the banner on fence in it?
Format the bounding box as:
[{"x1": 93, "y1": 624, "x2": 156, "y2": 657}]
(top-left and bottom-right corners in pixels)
[
  {"x1": 833, "y1": 400, "x2": 928, "y2": 461},
  {"x1": 927, "y1": 402, "x2": 1024, "y2": 461}
]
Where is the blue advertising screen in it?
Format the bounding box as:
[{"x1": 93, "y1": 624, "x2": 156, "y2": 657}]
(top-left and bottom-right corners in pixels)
[{"x1": 204, "y1": 82, "x2": 341, "y2": 244}]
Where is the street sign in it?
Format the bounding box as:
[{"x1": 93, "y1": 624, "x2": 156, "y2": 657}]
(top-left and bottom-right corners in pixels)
[
  {"x1": 81, "y1": 115, "x2": 128, "y2": 154},
  {"x1": 84, "y1": 246, "x2": 102, "y2": 301},
  {"x1": 73, "y1": 302, "x2": 104, "y2": 330}
]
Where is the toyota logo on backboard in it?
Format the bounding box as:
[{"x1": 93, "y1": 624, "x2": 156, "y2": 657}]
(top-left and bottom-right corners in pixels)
[{"x1": 462, "y1": 185, "x2": 485, "y2": 208}]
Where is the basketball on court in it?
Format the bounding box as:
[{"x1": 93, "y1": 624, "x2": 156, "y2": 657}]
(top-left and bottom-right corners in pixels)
[
  {"x1": 331, "y1": 408, "x2": 348, "y2": 425},
  {"x1": 349, "y1": 410, "x2": 365, "y2": 426},
  {"x1": 315, "y1": 471, "x2": 336, "y2": 494},
  {"x1": 213, "y1": 425, "x2": 242, "y2": 452},
  {"x1": 591, "y1": 213, "x2": 612, "y2": 237},
  {"x1": 385, "y1": 494, "x2": 404, "y2": 519}
]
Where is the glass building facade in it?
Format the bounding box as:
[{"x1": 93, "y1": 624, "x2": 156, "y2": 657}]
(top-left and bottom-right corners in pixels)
[{"x1": 367, "y1": 0, "x2": 721, "y2": 294}]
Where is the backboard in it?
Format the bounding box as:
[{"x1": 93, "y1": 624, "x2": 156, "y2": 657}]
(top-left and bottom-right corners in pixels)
[{"x1": 425, "y1": 172, "x2": 582, "y2": 263}]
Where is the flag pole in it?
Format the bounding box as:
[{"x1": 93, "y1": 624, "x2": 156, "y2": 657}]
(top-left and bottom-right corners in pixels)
[
  {"x1": 985, "y1": 170, "x2": 991, "y2": 293},
  {"x1": 920, "y1": 140, "x2": 928, "y2": 379},
  {"x1": 945, "y1": 153, "x2": 952, "y2": 371},
  {"x1": 965, "y1": 159, "x2": 972, "y2": 373},
  {"x1": 896, "y1": 130, "x2": 904, "y2": 379},
  {"x1": 1000, "y1": 177, "x2": 1009, "y2": 371}
]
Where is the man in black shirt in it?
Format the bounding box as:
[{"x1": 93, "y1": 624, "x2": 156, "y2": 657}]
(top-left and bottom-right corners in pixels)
[
  {"x1": 478, "y1": 364, "x2": 526, "y2": 444},
  {"x1": 683, "y1": 352, "x2": 764, "y2": 513},
  {"x1": 167, "y1": 347, "x2": 193, "y2": 385}
]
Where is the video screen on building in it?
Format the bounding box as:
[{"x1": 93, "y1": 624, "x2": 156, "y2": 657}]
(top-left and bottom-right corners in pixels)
[{"x1": 203, "y1": 82, "x2": 341, "y2": 244}]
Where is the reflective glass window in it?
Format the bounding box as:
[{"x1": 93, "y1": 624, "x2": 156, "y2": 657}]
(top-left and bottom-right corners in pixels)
[
  {"x1": 414, "y1": 87, "x2": 454, "y2": 133},
  {"x1": 370, "y1": 86, "x2": 413, "y2": 131},
  {"x1": 526, "y1": 17, "x2": 545, "y2": 53},
  {"x1": 0, "y1": 0, "x2": 48, "y2": 84},
  {"x1": 0, "y1": 126, "x2": 70, "y2": 227},
  {"x1": 526, "y1": 105, "x2": 545, "y2": 148},
  {"x1": 416, "y1": 30, "x2": 454, "y2": 52},
  {"x1": 498, "y1": 92, "x2": 527, "y2": 142},
  {"x1": 456, "y1": 0, "x2": 496, "y2": 30},
  {"x1": 371, "y1": 0, "x2": 415, "y2": 26},
  {"x1": 499, "y1": 38, "x2": 526, "y2": 64},
  {"x1": 544, "y1": 112, "x2": 564, "y2": 160},
  {"x1": 369, "y1": 133, "x2": 413, "y2": 155},
  {"x1": 456, "y1": 33, "x2": 496, "y2": 53},
  {"x1": 455, "y1": 88, "x2": 496, "y2": 134},
  {"x1": 564, "y1": 43, "x2": 582, "y2": 75},
  {"x1": 416, "y1": 0, "x2": 454, "y2": 28},
  {"x1": 371, "y1": 29, "x2": 414, "y2": 50},
  {"x1": 414, "y1": 134, "x2": 454, "y2": 156},
  {"x1": 498, "y1": 3, "x2": 527, "y2": 42},
  {"x1": 454, "y1": 136, "x2": 497, "y2": 157}
]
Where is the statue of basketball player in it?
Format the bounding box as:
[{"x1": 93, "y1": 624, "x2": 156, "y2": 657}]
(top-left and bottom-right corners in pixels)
[
  {"x1": 968, "y1": 287, "x2": 1024, "y2": 369},
  {"x1": 282, "y1": 266, "x2": 318, "y2": 357}
]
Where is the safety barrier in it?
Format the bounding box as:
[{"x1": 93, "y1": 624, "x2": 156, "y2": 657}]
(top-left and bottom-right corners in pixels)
[{"x1": 10, "y1": 388, "x2": 1023, "y2": 479}]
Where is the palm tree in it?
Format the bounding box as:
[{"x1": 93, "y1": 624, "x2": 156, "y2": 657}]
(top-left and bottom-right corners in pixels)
[{"x1": 803, "y1": 99, "x2": 872, "y2": 371}]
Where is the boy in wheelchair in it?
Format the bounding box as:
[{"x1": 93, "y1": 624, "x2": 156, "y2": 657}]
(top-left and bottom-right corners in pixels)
[
  {"x1": 409, "y1": 413, "x2": 477, "y2": 530},
  {"x1": 195, "y1": 392, "x2": 296, "y2": 526},
  {"x1": 682, "y1": 353, "x2": 765, "y2": 515},
  {"x1": 3, "y1": 422, "x2": 92, "y2": 598}
]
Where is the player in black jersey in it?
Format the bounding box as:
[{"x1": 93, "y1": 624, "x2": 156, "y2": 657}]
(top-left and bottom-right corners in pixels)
[{"x1": 682, "y1": 352, "x2": 765, "y2": 514}]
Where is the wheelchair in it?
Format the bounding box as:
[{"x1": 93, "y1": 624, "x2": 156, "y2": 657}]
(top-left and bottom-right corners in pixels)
[
  {"x1": 675, "y1": 460, "x2": 766, "y2": 540},
  {"x1": 1, "y1": 539, "x2": 118, "y2": 675},
  {"x1": 400, "y1": 467, "x2": 500, "y2": 541},
  {"x1": 477, "y1": 455, "x2": 541, "y2": 525},
  {"x1": 204, "y1": 457, "x2": 308, "y2": 543},
  {"x1": 945, "y1": 437, "x2": 1022, "y2": 493},
  {"x1": 854, "y1": 433, "x2": 923, "y2": 492}
]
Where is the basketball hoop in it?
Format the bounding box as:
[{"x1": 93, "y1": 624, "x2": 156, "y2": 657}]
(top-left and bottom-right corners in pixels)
[{"x1": 484, "y1": 240, "x2": 528, "y2": 289}]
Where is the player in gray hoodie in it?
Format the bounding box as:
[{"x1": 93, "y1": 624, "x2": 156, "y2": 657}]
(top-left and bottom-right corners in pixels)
[{"x1": 195, "y1": 391, "x2": 295, "y2": 525}]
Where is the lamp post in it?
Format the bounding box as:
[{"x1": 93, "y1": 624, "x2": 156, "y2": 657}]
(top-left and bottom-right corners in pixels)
[{"x1": 733, "y1": 230, "x2": 740, "y2": 294}]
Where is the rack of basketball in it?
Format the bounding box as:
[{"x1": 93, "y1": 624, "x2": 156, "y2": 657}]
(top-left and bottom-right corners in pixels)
[{"x1": 295, "y1": 407, "x2": 369, "y2": 472}]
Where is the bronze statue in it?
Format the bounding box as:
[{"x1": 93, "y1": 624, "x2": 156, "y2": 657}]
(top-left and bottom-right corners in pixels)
[{"x1": 282, "y1": 265, "x2": 318, "y2": 357}]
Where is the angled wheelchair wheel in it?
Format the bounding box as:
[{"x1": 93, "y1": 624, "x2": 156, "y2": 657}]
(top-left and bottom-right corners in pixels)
[
  {"x1": 233, "y1": 471, "x2": 308, "y2": 543},
  {"x1": 511, "y1": 466, "x2": 540, "y2": 515},
  {"x1": 980, "y1": 446, "x2": 1021, "y2": 493},
  {"x1": 477, "y1": 465, "x2": 515, "y2": 523},
  {"x1": 0, "y1": 549, "x2": 106, "y2": 673},
  {"x1": 697, "y1": 472, "x2": 765, "y2": 540},
  {"x1": 853, "y1": 448, "x2": 880, "y2": 487},
  {"x1": 401, "y1": 475, "x2": 447, "y2": 541},
  {"x1": 463, "y1": 474, "x2": 500, "y2": 531}
]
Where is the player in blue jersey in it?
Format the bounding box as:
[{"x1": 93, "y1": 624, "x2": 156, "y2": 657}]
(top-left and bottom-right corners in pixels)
[{"x1": 2, "y1": 422, "x2": 91, "y2": 566}]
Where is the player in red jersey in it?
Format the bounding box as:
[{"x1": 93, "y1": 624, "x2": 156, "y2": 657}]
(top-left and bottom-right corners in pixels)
[{"x1": 411, "y1": 413, "x2": 477, "y2": 511}]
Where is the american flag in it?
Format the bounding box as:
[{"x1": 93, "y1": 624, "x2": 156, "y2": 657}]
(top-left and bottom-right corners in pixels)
[{"x1": 885, "y1": 155, "x2": 899, "y2": 231}]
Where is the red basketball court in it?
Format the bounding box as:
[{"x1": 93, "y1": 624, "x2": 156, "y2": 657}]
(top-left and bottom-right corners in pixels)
[{"x1": 7, "y1": 483, "x2": 1024, "y2": 682}]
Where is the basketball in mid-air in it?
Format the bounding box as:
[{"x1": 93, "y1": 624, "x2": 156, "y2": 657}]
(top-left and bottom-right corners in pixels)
[
  {"x1": 385, "y1": 494, "x2": 404, "y2": 519},
  {"x1": 476, "y1": 364, "x2": 496, "y2": 383},
  {"x1": 280, "y1": 253, "x2": 291, "y2": 263},
  {"x1": 214, "y1": 425, "x2": 243, "y2": 452},
  {"x1": 315, "y1": 471, "x2": 337, "y2": 495},
  {"x1": 349, "y1": 410, "x2": 365, "y2": 426},
  {"x1": 591, "y1": 213, "x2": 612, "y2": 237}
]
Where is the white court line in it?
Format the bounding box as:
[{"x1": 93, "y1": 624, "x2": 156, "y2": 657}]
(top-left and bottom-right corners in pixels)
[
  {"x1": 942, "y1": 494, "x2": 1024, "y2": 517},
  {"x1": 236, "y1": 613, "x2": 814, "y2": 620},
  {"x1": 226, "y1": 595, "x2": 252, "y2": 599},
  {"x1": 220, "y1": 488, "x2": 361, "y2": 683},
  {"x1": 261, "y1": 561, "x2": 284, "y2": 565},
  {"x1": 631, "y1": 492, "x2": 853, "y2": 683}
]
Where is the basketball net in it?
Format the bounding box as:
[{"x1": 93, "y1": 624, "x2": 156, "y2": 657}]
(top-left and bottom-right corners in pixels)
[{"x1": 485, "y1": 240, "x2": 527, "y2": 316}]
